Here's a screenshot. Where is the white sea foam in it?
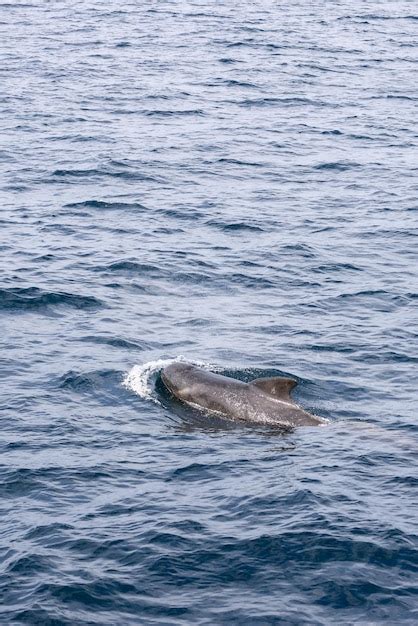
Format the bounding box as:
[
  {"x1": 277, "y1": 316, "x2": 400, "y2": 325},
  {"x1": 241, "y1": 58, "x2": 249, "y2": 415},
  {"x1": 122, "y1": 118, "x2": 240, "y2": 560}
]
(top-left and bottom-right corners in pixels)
[{"x1": 123, "y1": 356, "x2": 212, "y2": 401}]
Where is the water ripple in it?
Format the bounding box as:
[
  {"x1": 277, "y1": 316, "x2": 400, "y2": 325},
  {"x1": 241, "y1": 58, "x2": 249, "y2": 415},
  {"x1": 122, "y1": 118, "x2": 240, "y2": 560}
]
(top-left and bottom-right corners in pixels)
[{"x1": 0, "y1": 287, "x2": 103, "y2": 312}]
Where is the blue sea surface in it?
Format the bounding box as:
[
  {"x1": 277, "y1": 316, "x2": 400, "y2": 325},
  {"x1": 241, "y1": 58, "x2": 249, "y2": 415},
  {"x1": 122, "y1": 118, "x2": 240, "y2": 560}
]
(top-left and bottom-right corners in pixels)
[{"x1": 1, "y1": 1, "x2": 418, "y2": 623}]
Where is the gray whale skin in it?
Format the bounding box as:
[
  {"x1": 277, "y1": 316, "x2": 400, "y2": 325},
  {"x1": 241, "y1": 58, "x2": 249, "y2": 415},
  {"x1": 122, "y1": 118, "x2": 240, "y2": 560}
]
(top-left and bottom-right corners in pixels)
[{"x1": 161, "y1": 363, "x2": 326, "y2": 428}]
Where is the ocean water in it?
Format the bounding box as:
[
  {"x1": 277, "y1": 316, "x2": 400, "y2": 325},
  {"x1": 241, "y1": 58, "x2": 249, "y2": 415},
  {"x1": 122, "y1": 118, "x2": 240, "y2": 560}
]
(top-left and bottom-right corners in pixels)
[{"x1": 1, "y1": 0, "x2": 418, "y2": 623}]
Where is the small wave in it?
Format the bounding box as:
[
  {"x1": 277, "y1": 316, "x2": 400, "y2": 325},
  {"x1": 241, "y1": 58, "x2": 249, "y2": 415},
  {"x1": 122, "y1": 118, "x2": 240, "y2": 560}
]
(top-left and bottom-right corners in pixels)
[
  {"x1": 314, "y1": 161, "x2": 362, "y2": 171},
  {"x1": 64, "y1": 200, "x2": 148, "y2": 211},
  {"x1": 312, "y1": 262, "x2": 363, "y2": 274},
  {"x1": 144, "y1": 109, "x2": 205, "y2": 117},
  {"x1": 52, "y1": 169, "x2": 163, "y2": 183},
  {"x1": 206, "y1": 220, "x2": 264, "y2": 232},
  {"x1": 53, "y1": 168, "x2": 103, "y2": 178},
  {"x1": 93, "y1": 261, "x2": 161, "y2": 275},
  {"x1": 240, "y1": 97, "x2": 323, "y2": 107},
  {"x1": 216, "y1": 158, "x2": 265, "y2": 167},
  {"x1": 222, "y1": 79, "x2": 259, "y2": 88},
  {"x1": 81, "y1": 335, "x2": 151, "y2": 351},
  {"x1": 57, "y1": 369, "x2": 121, "y2": 392},
  {"x1": 321, "y1": 129, "x2": 343, "y2": 135},
  {"x1": 0, "y1": 287, "x2": 103, "y2": 312},
  {"x1": 225, "y1": 39, "x2": 255, "y2": 48}
]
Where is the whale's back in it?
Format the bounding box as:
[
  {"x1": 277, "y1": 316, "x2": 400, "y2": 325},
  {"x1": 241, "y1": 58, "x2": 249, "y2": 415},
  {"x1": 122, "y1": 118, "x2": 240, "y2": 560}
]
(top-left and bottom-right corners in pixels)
[{"x1": 161, "y1": 363, "x2": 324, "y2": 427}]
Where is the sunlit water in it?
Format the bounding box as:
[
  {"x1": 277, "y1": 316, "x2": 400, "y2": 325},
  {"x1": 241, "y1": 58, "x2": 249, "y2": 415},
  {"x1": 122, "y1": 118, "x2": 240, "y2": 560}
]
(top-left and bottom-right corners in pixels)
[{"x1": 1, "y1": 1, "x2": 418, "y2": 623}]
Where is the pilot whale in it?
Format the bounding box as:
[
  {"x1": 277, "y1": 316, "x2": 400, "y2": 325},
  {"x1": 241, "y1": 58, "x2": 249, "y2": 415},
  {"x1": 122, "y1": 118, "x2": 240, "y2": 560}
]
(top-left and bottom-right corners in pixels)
[{"x1": 161, "y1": 363, "x2": 326, "y2": 428}]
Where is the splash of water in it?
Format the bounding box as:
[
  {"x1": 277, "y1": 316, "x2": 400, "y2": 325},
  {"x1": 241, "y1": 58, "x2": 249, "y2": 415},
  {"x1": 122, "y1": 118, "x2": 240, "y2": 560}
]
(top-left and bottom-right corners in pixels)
[{"x1": 123, "y1": 356, "x2": 212, "y2": 401}]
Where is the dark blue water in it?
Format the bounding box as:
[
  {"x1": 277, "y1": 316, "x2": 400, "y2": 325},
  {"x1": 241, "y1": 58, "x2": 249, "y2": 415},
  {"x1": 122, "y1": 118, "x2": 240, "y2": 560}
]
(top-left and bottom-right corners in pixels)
[{"x1": 1, "y1": 1, "x2": 418, "y2": 623}]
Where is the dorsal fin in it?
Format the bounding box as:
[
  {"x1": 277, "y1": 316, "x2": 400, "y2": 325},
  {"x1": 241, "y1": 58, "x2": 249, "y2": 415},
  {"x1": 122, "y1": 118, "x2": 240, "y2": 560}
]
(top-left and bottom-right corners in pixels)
[{"x1": 250, "y1": 376, "x2": 297, "y2": 401}]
